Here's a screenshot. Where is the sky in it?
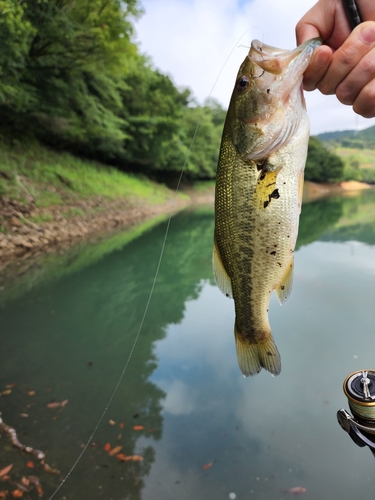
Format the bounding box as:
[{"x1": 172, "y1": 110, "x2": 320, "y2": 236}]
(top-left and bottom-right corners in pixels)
[{"x1": 134, "y1": 0, "x2": 375, "y2": 135}]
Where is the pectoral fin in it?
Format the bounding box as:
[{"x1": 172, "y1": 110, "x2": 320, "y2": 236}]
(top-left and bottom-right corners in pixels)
[
  {"x1": 212, "y1": 239, "x2": 233, "y2": 299},
  {"x1": 275, "y1": 257, "x2": 294, "y2": 305}
]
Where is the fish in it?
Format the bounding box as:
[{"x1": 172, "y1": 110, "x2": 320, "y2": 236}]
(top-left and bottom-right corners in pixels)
[{"x1": 213, "y1": 37, "x2": 321, "y2": 377}]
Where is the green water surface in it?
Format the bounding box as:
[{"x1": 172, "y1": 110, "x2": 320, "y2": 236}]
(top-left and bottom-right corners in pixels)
[{"x1": 1, "y1": 191, "x2": 375, "y2": 499}]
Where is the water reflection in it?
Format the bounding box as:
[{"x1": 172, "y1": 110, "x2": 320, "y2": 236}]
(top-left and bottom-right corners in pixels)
[{"x1": 1, "y1": 190, "x2": 375, "y2": 498}]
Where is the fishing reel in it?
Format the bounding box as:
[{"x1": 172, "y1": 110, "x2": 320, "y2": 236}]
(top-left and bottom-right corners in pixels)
[{"x1": 337, "y1": 370, "x2": 375, "y2": 456}]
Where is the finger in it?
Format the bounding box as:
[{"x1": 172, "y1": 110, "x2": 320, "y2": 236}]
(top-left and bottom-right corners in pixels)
[
  {"x1": 336, "y1": 47, "x2": 375, "y2": 105},
  {"x1": 295, "y1": 0, "x2": 339, "y2": 45},
  {"x1": 353, "y1": 79, "x2": 375, "y2": 118},
  {"x1": 302, "y1": 45, "x2": 332, "y2": 91},
  {"x1": 318, "y1": 22, "x2": 375, "y2": 95},
  {"x1": 296, "y1": 21, "x2": 321, "y2": 45}
]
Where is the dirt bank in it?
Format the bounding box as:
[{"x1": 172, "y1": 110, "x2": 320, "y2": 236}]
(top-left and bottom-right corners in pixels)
[
  {"x1": 303, "y1": 180, "x2": 373, "y2": 202},
  {"x1": 0, "y1": 194, "x2": 190, "y2": 263}
]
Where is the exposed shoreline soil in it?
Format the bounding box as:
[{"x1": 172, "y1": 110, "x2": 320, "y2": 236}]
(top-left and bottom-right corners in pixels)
[
  {"x1": 303, "y1": 180, "x2": 372, "y2": 202},
  {"x1": 0, "y1": 180, "x2": 371, "y2": 264},
  {"x1": 0, "y1": 196, "x2": 188, "y2": 263}
]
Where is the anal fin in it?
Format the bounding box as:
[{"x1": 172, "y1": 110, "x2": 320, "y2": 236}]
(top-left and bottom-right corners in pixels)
[
  {"x1": 212, "y1": 239, "x2": 233, "y2": 299},
  {"x1": 275, "y1": 256, "x2": 294, "y2": 305}
]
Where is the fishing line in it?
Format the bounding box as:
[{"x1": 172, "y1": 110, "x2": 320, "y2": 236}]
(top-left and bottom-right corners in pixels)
[{"x1": 47, "y1": 27, "x2": 254, "y2": 500}]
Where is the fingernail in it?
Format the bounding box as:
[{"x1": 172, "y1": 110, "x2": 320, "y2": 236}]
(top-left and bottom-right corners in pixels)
[{"x1": 360, "y1": 25, "x2": 375, "y2": 44}]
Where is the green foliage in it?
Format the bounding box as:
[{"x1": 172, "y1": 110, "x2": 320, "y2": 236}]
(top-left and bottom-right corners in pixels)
[
  {"x1": 305, "y1": 137, "x2": 345, "y2": 183},
  {"x1": 0, "y1": 0, "x2": 226, "y2": 180},
  {"x1": 317, "y1": 125, "x2": 375, "y2": 150},
  {"x1": 0, "y1": 141, "x2": 178, "y2": 210},
  {"x1": 0, "y1": 0, "x2": 36, "y2": 107},
  {"x1": 179, "y1": 99, "x2": 226, "y2": 180}
]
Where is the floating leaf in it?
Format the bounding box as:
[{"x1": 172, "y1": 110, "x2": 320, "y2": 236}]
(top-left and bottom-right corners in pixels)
[
  {"x1": 133, "y1": 425, "x2": 144, "y2": 431},
  {"x1": 46, "y1": 402, "x2": 61, "y2": 409},
  {"x1": 46, "y1": 400, "x2": 68, "y2": 409},
  {"x1": 35, "y1": 484, "x2": 43, "y2": 497},
  {"x1": 119, "y1": 422, "x2": 124, "y2": 429},
  {"x1": 202, "y1": 463, "x2": 213, "y2": 470},
  {"x1": 285, "y1": 486, "x2": 306, "y2": 496},
  {"x1": 108, "y1": 446, "x2": 123, "y2": 456},
  {"x1": 116, "y1": 453, "x2": 144, "y2": 462},
  {"x1": 20, "y1": 479, "x2": 29, "y2": 487},
  {"x1": 0, "y1": 465, "x2": 13, "y2": 479},
  {"x1": 27, "y1": 391, "x2": 36, "y2": 397},
  {"x1": 104, "y1": 443, "x2": 111, "y2": 453},
  {"x1": 26, "y1": 463, "x2": 34, "y2": 469},
  {"x1": 108, "y1": 420, "x2": 116, "y2": 426},
  {"x1": 0, "y1": 491, "x2": 8, "y2": 499},
  {"x1": 0, "y1": 390, "x2": 12, "y2": 397},
  {"x1": 11, "y1": 491, "x2": 23, "y2": 498}
]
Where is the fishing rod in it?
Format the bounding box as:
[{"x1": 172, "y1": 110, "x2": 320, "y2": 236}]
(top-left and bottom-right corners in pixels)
[{"x1": 342, "y1": 0, "x2": 362, "y2": 28}]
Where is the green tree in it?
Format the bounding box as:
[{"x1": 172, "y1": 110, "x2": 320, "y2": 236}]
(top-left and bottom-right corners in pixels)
[
  {"x1": 0, "y1": 0, "x2": 226, "y2": 181},
  {"x1": 305, "y1": 136, "x2": 344, "y2": 182},
  {"x1": 0, "y1": 1, "x2": 36, "y2": 108},
  {"x1": 1, "y1": 0, "x2": 141, "y2": 150}
]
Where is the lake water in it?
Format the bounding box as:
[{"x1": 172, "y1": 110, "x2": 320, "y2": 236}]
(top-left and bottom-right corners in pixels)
[{"x1": 2, "y1": 190, "x2": 375, "y2": 499}]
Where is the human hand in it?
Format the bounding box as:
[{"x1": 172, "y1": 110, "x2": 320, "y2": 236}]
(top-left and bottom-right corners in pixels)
[{"x1": 296, "y1": 0, "x2": 375, "y2": 118}]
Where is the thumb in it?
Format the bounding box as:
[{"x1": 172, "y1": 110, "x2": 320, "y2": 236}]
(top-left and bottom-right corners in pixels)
[{"x1": 296, "y1": 22, "x2": 321, "y2": 45}]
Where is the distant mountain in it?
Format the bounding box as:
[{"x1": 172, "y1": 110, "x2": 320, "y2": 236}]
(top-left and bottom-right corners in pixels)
[{"x1": 316, "y1": 124, "x2": 375, "y2": 149}]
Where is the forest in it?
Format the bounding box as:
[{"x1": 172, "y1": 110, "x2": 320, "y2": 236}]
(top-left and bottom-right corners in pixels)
[{"x1": 1, "y1": 0, "x2": 343, "y2": 183}]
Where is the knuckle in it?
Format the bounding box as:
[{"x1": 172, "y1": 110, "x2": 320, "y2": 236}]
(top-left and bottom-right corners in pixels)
[
  {"x1": 336, "y1": 84, "x2": 353, "y2": 105},
  {"x1": 353, "y1": 88, "x2": 375, "y2": 118},
  {"x1": 317, "y1": 81, "x2": 334, "y2": 95},
  {"x1": 353, "y1": 103, "x2": 375, "y2": 118},
  {"x1": 338, "y1": 45, "x2": 357, "y2": 68},
  {"x1": 360, "y1": 55, "x2": 375, "y2": 76}
]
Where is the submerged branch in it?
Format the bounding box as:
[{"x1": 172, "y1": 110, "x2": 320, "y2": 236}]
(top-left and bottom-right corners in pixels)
[{"x1": 0, "y1": 416, "x2": 60, "y2": 475}]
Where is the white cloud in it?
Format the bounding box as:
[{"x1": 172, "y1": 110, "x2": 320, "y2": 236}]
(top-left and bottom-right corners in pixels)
[
  {"x1": 135, "y1": 0, "x2": 375, "y2": 134},
  {"x1": 160, "y1": 379, "x2": 196, "y2": 415}
]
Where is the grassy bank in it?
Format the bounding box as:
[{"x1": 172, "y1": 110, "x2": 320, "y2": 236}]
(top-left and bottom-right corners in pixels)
[
  {"x1": 0, "y1": 139, "x2": 199, "y2": 260},
  {"x1": 0, "y1": 140, "x2": 189, "y2": 233}
]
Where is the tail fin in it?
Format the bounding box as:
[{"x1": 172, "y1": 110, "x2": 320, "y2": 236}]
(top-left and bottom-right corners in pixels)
[{"x1": 235, "y1": 327, "x2": 281, "y2": 377}]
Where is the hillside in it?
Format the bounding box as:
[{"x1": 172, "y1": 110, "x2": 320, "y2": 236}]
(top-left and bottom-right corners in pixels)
[
  {"x1": 316, "y1": 124, "x2": 375, "y2": 183},
  {"x1": 317, "y1": 124, "x2": 375, "y2": 149}
]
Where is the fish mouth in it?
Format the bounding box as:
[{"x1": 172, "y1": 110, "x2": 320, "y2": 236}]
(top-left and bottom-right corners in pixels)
[
  {"x1": 239, "y1": 38, "x2": 321, "y2": 161},
  {"x1": 249, "y1": 37, "x2": 322, "y2": 95},
  {"x1": 249, "y1": 38, "x2": 322, "y2": 79}
]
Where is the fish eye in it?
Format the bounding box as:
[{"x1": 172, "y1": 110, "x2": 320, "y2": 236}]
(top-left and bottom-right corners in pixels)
[{"x1": 236, "y1": 76, "x2": 249, "y2": 92}]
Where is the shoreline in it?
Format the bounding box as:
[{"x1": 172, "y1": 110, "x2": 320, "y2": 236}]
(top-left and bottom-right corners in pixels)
[
  {"x1": 303, "y1": 180, "x2": 373, "y2": 202},
  {"x1": 0, "y1": 196, "x2": 190, "y2": 264},
  {"x1": 0, "y1": 180, "x2": 371, "y2": 264}
]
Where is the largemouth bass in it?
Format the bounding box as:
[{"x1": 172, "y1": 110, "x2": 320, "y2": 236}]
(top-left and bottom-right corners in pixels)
[{"x1": 213, "y1": 38, "x2": 321, "y2": 377}]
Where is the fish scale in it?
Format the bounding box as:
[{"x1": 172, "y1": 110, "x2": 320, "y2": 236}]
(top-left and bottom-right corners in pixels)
[{"x1": 213, "y1": 37, "x2": 321, "y2": 377}]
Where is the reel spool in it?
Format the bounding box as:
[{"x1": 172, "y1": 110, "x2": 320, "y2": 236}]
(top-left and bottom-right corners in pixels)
[{"x1": 337, "y1": 370, "x2": 375, "y2": 455}]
